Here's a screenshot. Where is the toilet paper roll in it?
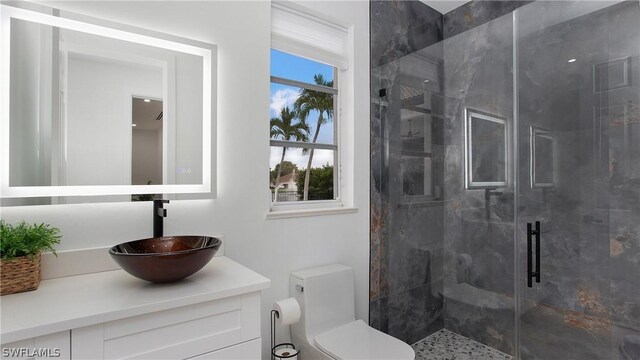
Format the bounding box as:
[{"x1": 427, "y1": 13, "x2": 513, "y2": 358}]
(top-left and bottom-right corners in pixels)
[
  {"x1": 273, "y1": 297, "x2": 301, "y2": 325},
  {"x1": 274, "y1": 347, "x2": 299, "y2": 360}
]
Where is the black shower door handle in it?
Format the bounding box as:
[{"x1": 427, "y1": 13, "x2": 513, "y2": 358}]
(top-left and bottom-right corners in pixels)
[{"x1": 527, "y1": 221, "x2": 541, "y2": 288}]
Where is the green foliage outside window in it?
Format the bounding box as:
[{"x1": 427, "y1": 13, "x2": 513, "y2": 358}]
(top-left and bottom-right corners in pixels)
[{"x1": 296, "y1": 164, "x2": 334, "y2": 200}]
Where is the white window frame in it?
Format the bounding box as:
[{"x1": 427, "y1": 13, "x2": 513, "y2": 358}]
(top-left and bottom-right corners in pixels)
[
  {"x1": 268, "y1": 58, "x2": 342, "y2": 212},
  {"x1": 267, "y1": 3, "x2": 358, "y2": 218}
]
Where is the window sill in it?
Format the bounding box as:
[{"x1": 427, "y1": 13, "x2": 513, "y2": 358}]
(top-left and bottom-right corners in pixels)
[{"x1": 266, "y1": 206, "x2": 358, "y2": 220}]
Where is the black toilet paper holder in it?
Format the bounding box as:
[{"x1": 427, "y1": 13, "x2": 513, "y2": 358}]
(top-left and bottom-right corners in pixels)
[{"x1": 271, "y1": 309, "x2": 299, "y2": 360}]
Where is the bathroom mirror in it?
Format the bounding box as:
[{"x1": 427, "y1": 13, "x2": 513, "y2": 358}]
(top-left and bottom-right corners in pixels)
[
  {"x1": 0, "y1": 5, "x2": 216, "y2": 200},
  {"x1": 464, "y1": 108, "x2": 507, "y2": 189},
  {"x1": 529, "y1": 127, "x2": 555, "y2": 188}
]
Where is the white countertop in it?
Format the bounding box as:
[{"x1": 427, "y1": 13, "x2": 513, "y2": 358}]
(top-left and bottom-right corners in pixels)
[{"x1": 0, "y1": 256, "x2": 270, "y2": 344}]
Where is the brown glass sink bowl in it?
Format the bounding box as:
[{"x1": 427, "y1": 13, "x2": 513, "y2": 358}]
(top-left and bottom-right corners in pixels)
[{"x1": 109, "y1": 236, "x2": 222, "y2": 283}]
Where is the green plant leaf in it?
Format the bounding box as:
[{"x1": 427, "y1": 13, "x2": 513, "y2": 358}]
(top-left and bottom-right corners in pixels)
[{"x1": 0, "y1": 220, "x2": 62, "y2": 260}]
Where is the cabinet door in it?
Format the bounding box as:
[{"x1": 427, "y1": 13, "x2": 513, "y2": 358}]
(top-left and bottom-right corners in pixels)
[
  {"x1": 1, "y1": 331, "x2": 71, "y2": 360},
  {"x1": 186, "y1": 339, "x2": 260, "y2": 360},
  {"x1": 72, "y1": 292, "x2": 261, "y2": 359}
]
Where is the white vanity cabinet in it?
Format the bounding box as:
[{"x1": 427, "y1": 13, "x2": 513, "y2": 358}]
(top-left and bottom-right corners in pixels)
[
  {"x1": 185, "y1": 339, "x2": 261, "y2": 360},
  {"x1": 1, "y1": 257, "x2": 270, "y2": 360},
  {"x1": 1, "y1": 331, "x2": 71, "y2": 360},
  {"x1": 72, "y1": 293, "x2": 260, "y2": 359}
]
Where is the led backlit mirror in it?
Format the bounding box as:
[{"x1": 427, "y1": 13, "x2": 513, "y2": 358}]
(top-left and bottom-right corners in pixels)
[
  {"x1": 464, "y1": 108, "x2": 508, "y2": 189},
  {"x1": 0, "y1": 5, "x2": 216, "y2": 201}
]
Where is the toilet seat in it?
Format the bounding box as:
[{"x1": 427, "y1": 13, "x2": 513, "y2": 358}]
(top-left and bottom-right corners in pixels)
[{"x1": 314, "y1": 320, "x2": 415, "y2": 360}]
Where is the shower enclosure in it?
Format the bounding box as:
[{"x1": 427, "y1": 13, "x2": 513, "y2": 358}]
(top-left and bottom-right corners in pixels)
[{"x1": 370, "y1": 1, "x2": 640, "y2": 359}]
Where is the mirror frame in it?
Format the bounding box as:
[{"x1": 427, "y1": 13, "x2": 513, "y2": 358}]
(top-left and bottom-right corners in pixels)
[
  {"x1": 464, "y1": 108, "x2": 508, "y2": 189},
  {"x1": 529, "y1": 126, "x2": 555, "y2": 188},
  {"x1": 0, "y1": 5, "x2": 216, "y2": 198}
]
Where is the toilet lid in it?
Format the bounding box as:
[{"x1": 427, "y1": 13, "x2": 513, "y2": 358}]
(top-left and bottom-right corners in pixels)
[{"x1": 314, "y1": 320, "x2": 415, "y2": 360}]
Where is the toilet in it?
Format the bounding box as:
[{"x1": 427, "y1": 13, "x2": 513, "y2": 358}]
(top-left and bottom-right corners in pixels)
[{"x1": 289, "y1": 264, "x2": 415, "y2": 360}]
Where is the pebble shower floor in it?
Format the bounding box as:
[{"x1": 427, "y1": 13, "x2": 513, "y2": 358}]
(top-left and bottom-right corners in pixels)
[{"x1": 412, "y1": 329, "x2": 514, "y2": 360}]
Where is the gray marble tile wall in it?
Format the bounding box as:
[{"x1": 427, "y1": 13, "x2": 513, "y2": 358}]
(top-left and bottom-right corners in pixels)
[
  {"x1": 439, "y1": 1, "x2": 640, "y2": 358},
  {"x1": 371, "y1": 0, "x2": 442, "y2": 68},
  {"x1": 443, "y1": 0, "x2": 531, "y2": 39},
  {"x1": 516, "y1": 2, "x2": 640, "y2": 359},
  {"x1": 440, "y1": 8, "x2": 517, "y2": 355},
  {"x1": 370, "y1": 0, "x2": 445, "y2": 345},
  {"x1": 371, "y1": 2, "x2": 639, "y2": 359}
]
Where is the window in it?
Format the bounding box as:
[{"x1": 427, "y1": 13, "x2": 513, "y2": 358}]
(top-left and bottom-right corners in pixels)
[
  {"x1": 269, "y1": 50, "x2": 338, "y2": 204},
  {"x1": 268, "y1": 3, "x2": 351, "y2": 213}
]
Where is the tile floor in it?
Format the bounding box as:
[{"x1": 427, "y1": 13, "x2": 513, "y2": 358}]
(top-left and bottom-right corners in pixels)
[{"x1": 412, "y1": 329, "x2": 514, "y2": 360}]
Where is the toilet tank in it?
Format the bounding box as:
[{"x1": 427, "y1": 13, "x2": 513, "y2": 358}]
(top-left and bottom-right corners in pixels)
[{"x1": 290, "y1": 264, "x2": 356, "y2": 341}]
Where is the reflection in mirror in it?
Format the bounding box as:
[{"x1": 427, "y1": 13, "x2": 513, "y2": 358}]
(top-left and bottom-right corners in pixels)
[
  {"x1": 9, "y1": 17, "x2": 201, "y2": 187},
  {"x1": 530, "y1": 126, "x2": 555, "y2": 188},
  {"x1": 397, "y1": 52, "x2": 445, "y2": 203},
  {"x1": 465, "y1": 109, "x2": 507, "y2": 189},
  {"x1": 402, "y1": 116, "x2": 433, "y2": 197},
  {"x1": 132, "y1": 98, "x2": 163, "y2": 186},
  {"x1": 595, "y1": 102, "x2": 639, "y2": 209},
  {"x1": 1, "y1": 5, "x2": 214, "y2": 202}
]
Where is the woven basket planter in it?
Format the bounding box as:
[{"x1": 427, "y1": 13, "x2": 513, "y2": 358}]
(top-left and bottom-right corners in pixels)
[{"x1": 0, "y1": 253, "x2": 41, "y2": 295}]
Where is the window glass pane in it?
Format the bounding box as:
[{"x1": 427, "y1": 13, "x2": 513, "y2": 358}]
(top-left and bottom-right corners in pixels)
[
  {"x1": 270, "y1": 83, "x2": 335, "y2": 144},
  {"x1": 271, "y1": 49, "x2": 334, "y2": 86},
  {"x1": 269, "y1": 146, "x2": 335, "y2": 201}
]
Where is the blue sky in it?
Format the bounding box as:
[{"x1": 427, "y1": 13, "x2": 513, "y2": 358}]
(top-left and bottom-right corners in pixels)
[
  {"x1": 270, "y1": 49, "x2": 333, "y2": 84},
  {"x1": 270, "y1": 49, "x2": 335, "y2": 170}
]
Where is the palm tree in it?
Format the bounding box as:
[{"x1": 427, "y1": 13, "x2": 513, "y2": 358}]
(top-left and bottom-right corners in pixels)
[
  {"x1": 270, "y1": 106, "x2": 309, "y2": 201},
  {"x1": 293, "y1": 74, "x2": 334, "y2": 201}
]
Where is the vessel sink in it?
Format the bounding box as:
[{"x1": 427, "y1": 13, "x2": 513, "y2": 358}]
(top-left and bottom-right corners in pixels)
[{"x1": 109, "y1": 236, "x2": 222, "y2": 283}]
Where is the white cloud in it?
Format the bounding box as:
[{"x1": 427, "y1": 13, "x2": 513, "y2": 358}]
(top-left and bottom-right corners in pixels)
[
  {"x1": 270, "y1": 148, "x2": 286, "y2": 170},
  {"x1": 309, "y1": 149, "x2": 334, "y2": 168},
  {"x1": 270, "y1": 88, "x2": 299, "y2": 116}
]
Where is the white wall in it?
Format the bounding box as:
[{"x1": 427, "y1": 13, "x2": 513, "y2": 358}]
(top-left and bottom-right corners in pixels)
[
  {"x1": 65, "y1": 56, "x2": 162, "y2": 186},
  {"x1": 0, "y1": 2, "x2": 370, "y2": 358}
]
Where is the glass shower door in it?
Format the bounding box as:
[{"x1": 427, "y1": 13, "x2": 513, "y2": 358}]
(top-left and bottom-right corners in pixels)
[{"x1": 516, "y1": 1, "x2": 640, "y2": 359}]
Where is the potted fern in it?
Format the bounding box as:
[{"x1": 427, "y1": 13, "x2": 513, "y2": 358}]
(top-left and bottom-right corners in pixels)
[{"x1": 0, "y1": 220, "x2": 61, "y2": 295}]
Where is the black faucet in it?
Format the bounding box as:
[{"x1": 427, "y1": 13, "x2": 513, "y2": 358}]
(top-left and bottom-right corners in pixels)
[{"x1": 153, "y1": 199, "x2": 169, "y2": 237}]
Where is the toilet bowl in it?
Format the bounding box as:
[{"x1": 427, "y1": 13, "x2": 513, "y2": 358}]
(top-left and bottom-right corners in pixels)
[{"x1": 290, "y1": 264, "x2": 415, "y2": 360}]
